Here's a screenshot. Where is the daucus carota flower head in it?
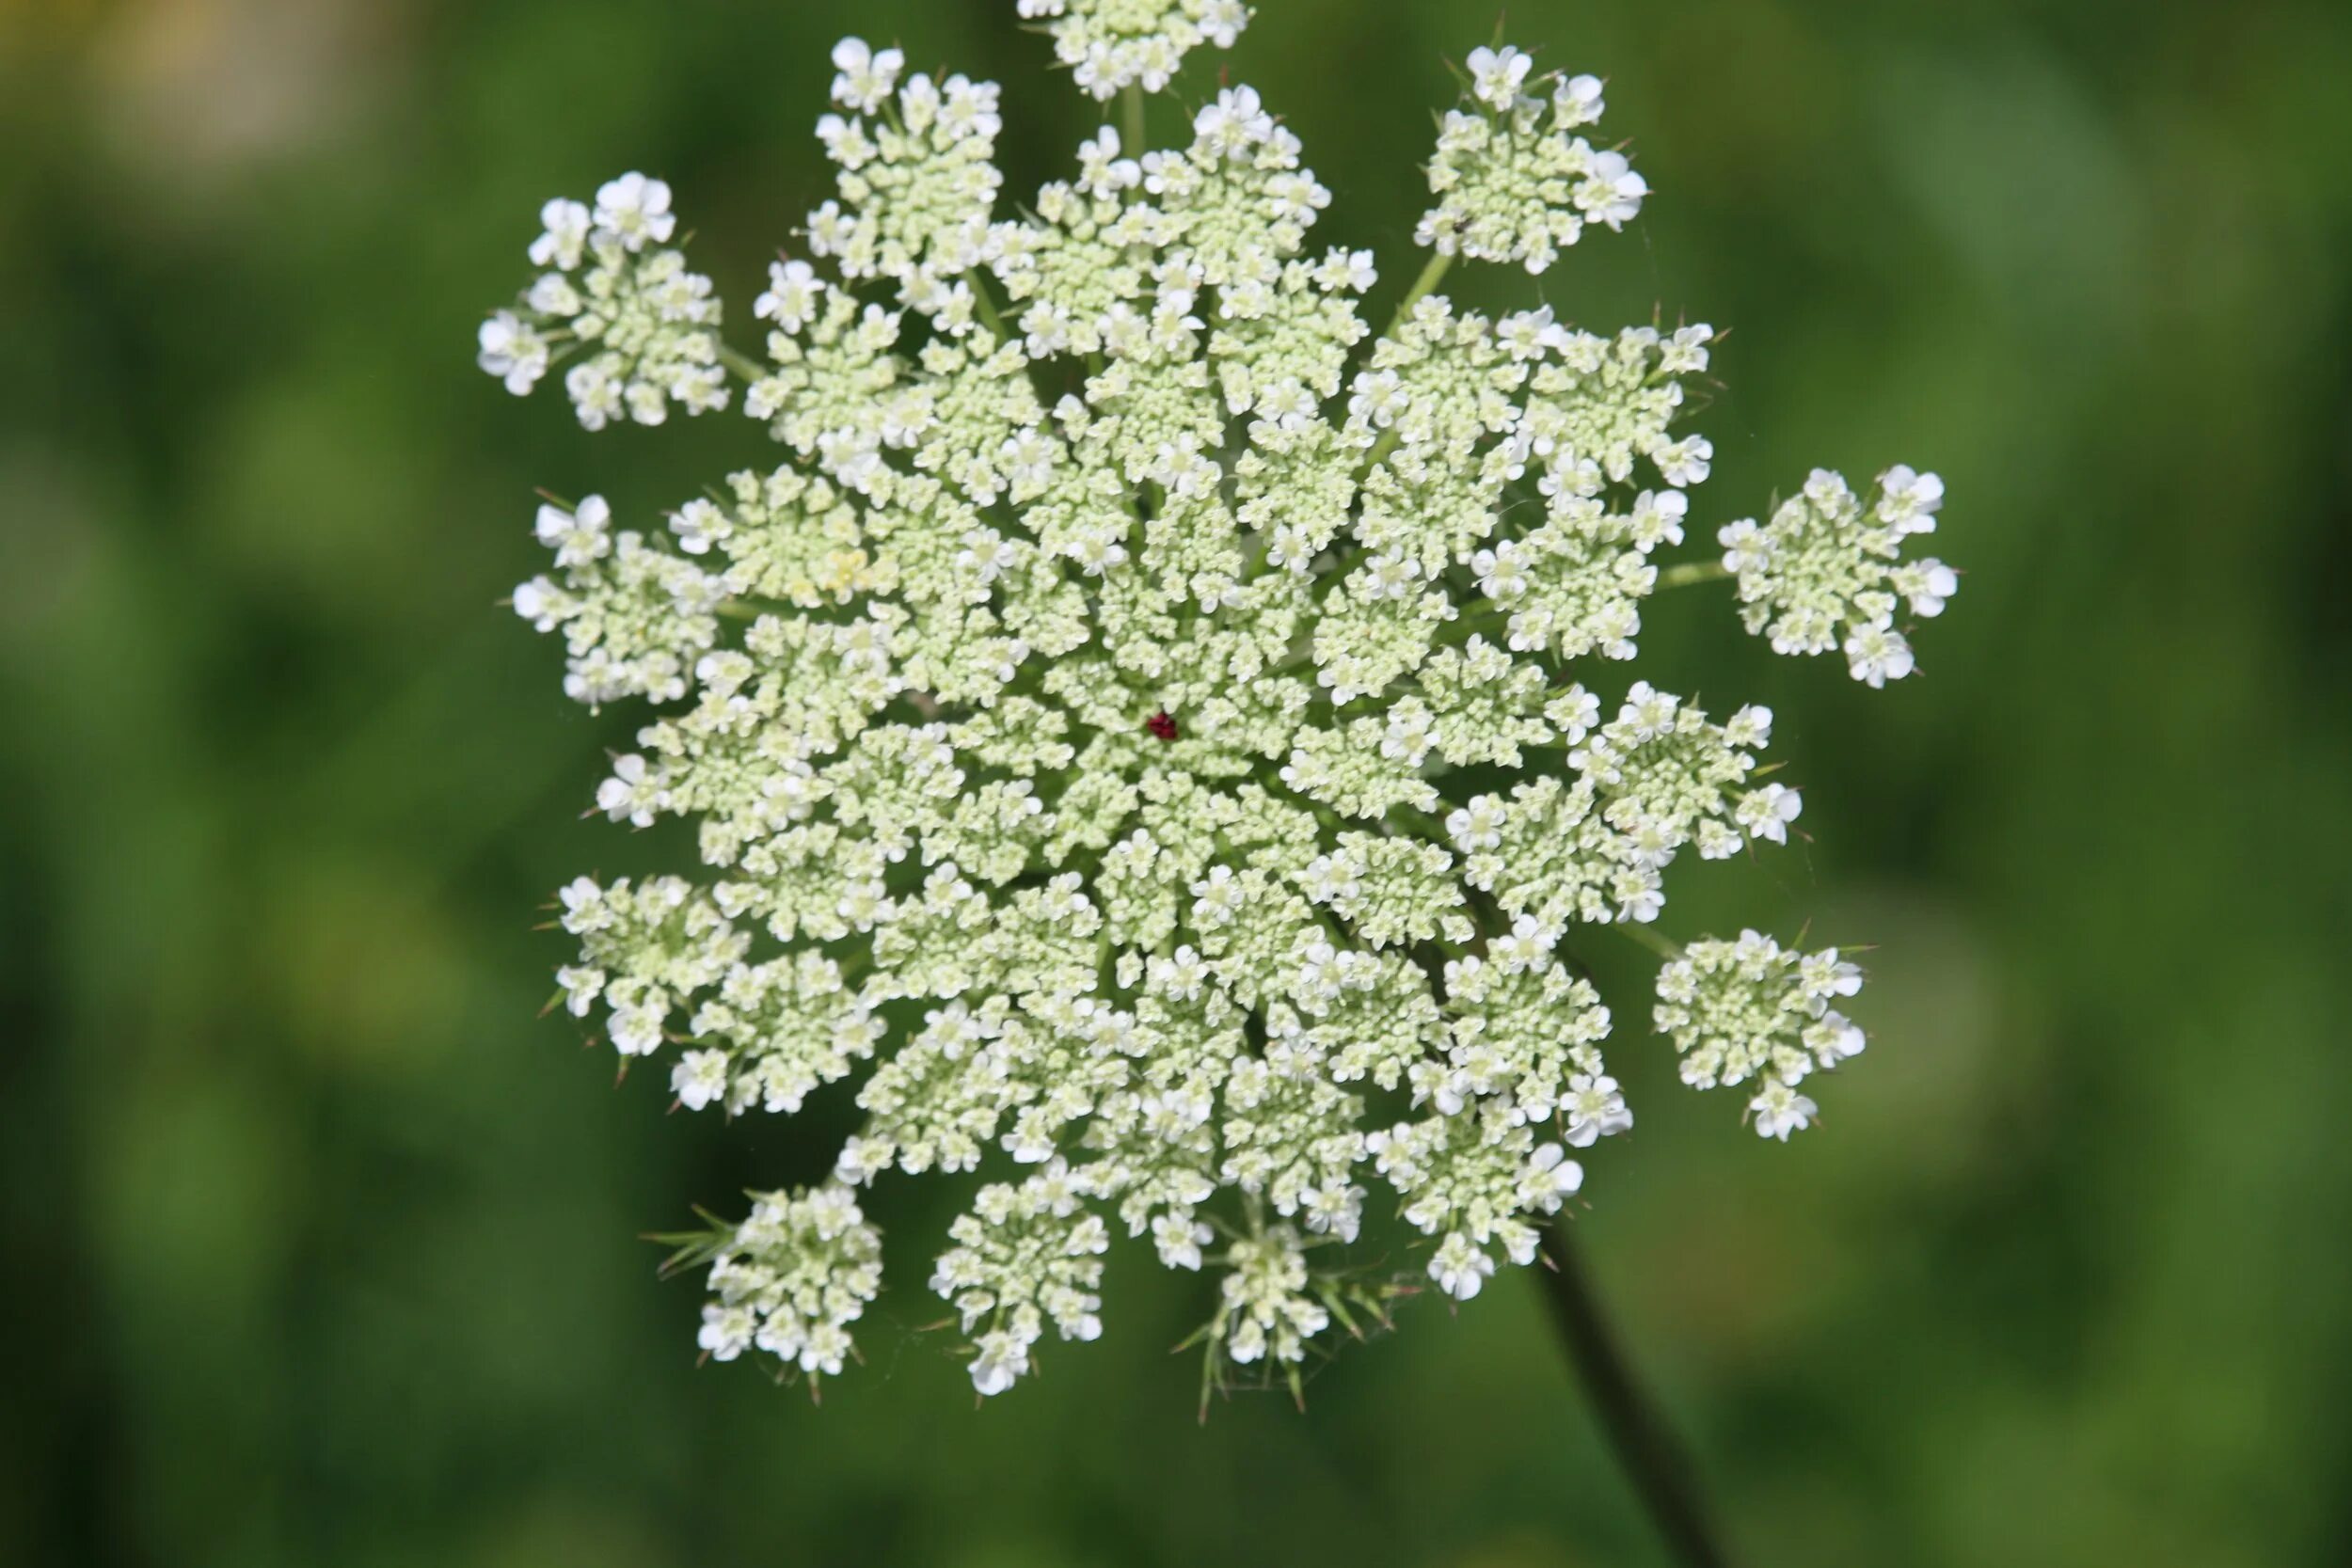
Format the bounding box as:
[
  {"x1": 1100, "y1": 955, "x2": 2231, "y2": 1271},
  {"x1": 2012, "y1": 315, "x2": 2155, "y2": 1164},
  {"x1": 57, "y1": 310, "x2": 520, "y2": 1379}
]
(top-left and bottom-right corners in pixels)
[{"x1": 480, "y1": 4, "x2": 1959, "y2": 1402}]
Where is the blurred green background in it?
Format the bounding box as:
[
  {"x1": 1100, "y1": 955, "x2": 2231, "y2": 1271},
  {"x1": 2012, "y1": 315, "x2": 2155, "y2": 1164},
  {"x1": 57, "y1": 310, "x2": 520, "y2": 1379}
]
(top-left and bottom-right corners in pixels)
[{"x1": 6, "y1": 0, "x2": 2351, "y2": 1563}]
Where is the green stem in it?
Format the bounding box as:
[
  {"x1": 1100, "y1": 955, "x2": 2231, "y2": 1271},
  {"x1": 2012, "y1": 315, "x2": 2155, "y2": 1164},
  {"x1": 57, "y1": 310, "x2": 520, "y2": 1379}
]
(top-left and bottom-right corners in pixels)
[
  {"x1": 1538, "y1": 1223, "x2": 1739, "y2": 1568},
  {"x1": 1615, "y1": 920, "x2": 1685, "y2": 961},
  {"x1": 966, "y1": 271, "x2": 1009, "y2": 341},
  {"x1": 1657, "y1": 561, "x2": 1731, "y2": 590},
  {"x1": 717, "y1": 343, "x2": 768, "y2": 384},
  {"x1": 1122, "y1": 83, "x2": 1146, "y2": 155},
  {"x1": 1385, "y1": 802, "x2": 1452, "y2": 844},
  {"x1": 1381, "y1": 250, "x2": 1455, "y2": 342},
  {"x1": 1348, "y1": 252, "x2": 1459, "y2": 480}
]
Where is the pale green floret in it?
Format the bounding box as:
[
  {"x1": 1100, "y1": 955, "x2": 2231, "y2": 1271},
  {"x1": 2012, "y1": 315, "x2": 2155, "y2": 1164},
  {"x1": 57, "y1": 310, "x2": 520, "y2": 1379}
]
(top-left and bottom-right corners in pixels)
[
  {"x1": 1574, "y1": 682, "x2": 1774, "y2": 863},
  {"x1": 484, "y1": 9, "x2": 1956, "y2": 1398},
  {"x1": 1217, "y1": 1020, "x2": 1370, "y2": 1237},
  {"x1": 1140, "y1": 494, "x2": 1248, "y2": 604},
  {"x1": 1297, "y1": 948, "x2": 1446, "y2": 1089},
  {"x1": 930, "y1": 1161, "x2": 1109, "y2": 1394},
  {"x1": 1416, "y1": 69, "x2": 1647, "y2": 275},
  {"x1": 697, "y1": 1184, "x2": 882, "y2": 1385},
  {"x1": 1347, "y1": 296, "x2": 1525, "y2": 459},
  {"x1": 1209, "y1": 1224, "x2": 1328, "y2": 1368},
  {"x1": 906, "y1": 337, "x2": 1047, "y2": 505},
  {"x1": 1471, "y1": 510, "x2": 1657, "y2": 662},
  {"x1": 1368, "y1": 1103, "x2": 1583, "y2": 1300},
  {"x1": 1085, "y1": 355, "x2": 1225, "y2": 490},
  {"x1": 949, "y1": 696, "x2": 1077, "y2": 773},
  {"x1": 849, "y1": 998, "x2": 1023, "y2": 1177},
  {"x1": 476, "y1": 177, "x2": 730, "y2": 429},
  {"x1": 1452, "y1": 775, "x2": 1636, "y2": 934},
  {"x1": 1654, "y1": 930, "x2": 1867, "y2": 1139},
  {"x1": 1210, "y1": 253, "x2": 1371, "y2": 418},
  {"x1": 811, "y1": 71, "x2": 1005, "y2": 304},
  {"x1": 1426, "y1": 956, "x2": 1618, "y2": 1135},
  {"x1": 514, "y1": 507, "x2": 724, "y2": 708},
  {"x1": 556, "y1": 875, "x2": 748, "y2": 1056},
  {"x1": 1187, "y1": 866, "x2": 1319, "y2": 999},
  {"x1": 1520, "y1": 325, "x2": 1714, "y2": 490},
  {"x1": 1353, "y1": 451, "x2": 1508, "y2": 578},
  {"x1": 1150, "y1": 94, "x2": 1330, "y2": 289},
  {"x1": 1299, "y1": 832, "x2": 1473, "y2": 950},
  {"x1": 1410, "y1": 640, "x2": 1555, "y2": 768},
  {"x1": 1719, "y1": 466, "x2": 1956, "y2": 688},
  {"x1": 1310, "y1": 569, "x2": 1456, "y2": 705},
  {"x1": 745, "y1": 293, "x2": 923, "y2": 489},
  {"x1": 1279, "y1": 720, "x2": 1439, "y2": 820},
  {"x1": 682, "y1": 951, "x2": 882, "y2": 1116},
  {"x1": 994, "y1": 177, "x2": 1154, "y2": 356},
  {"x1": 684, "y1": 465, "x2": 893, "y2": 608}
]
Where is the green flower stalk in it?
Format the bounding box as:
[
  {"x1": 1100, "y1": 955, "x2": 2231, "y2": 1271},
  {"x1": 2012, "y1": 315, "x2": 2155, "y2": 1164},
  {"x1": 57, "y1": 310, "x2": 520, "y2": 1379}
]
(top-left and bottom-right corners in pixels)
[{"x1": 479, "y1": 2, "x2": 1958, "y2": 1406}]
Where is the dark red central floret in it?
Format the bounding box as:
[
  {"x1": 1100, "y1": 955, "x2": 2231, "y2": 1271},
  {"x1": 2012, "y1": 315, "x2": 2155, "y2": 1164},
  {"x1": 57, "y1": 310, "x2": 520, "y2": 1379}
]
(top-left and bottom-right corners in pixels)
[{"x1": 1146, "y1": 709, "x2": 1179, "y2": 741}]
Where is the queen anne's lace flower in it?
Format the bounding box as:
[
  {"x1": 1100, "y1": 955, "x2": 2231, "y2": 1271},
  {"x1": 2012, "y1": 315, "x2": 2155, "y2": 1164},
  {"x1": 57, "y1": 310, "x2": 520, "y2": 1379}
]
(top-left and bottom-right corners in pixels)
[{"x1": 480, "y1": 11, "x2": 1959, "y2": 1401}]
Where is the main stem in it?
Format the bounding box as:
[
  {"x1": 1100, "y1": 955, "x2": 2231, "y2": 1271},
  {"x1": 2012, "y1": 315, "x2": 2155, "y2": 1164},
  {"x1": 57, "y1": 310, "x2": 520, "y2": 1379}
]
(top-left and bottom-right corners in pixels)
[{"x1": 1538, "y1": 1222, "x2": 1738, "y2": 1568}]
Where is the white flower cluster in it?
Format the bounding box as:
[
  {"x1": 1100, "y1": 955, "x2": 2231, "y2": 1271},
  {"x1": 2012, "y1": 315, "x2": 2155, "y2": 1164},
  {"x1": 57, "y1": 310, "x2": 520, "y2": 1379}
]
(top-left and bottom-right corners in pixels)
[
  {"x1": 512, "y1": 499, "x2": 727, "y2": 707},
  {"x1": 1719, "y1": 465, "x2": 1958, "y2": 687},
  {"x1": 478, "y1": 173, "x2": 730, "y2": 429},
  {"x1": 481, "y1": 10, "x2": 1958, "y2": 1401},
  {"x1": 1018, "y1": 0, "x2": 1249, "y2": 99},
  {"x1": 1448, "y1": 685, "x2": 1801, "y2": 931},
  {"x1": 1417, "y1": 47, "x2": 1645, "y2": 273},
  {"x1": 806, "y1": 43, "x2": 1006, "y2": 317},
  {"x1": 930, "y1": 1160, "x2": 1108, "y2": 1393},
  {"x1": 1654, "y1": 932, "x2": 1867, "y2": 1140},
  {"x1": 695, "y1": 1184, "x2": 884, "y2": 1383}
]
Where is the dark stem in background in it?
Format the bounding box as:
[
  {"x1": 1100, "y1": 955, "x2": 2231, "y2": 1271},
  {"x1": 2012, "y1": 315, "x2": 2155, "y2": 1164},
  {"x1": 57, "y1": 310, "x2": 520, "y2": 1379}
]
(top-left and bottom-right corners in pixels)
[{"x1": 1539, "y1": 1222, "x2": 1738, "y2": 1568}]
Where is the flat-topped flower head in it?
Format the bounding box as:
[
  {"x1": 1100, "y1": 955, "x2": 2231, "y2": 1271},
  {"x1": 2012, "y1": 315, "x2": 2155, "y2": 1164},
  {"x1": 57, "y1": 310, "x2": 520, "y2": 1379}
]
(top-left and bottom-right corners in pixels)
[{"x1": 478, "y1": 8, "x2": 1959, "y2": 1402}]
